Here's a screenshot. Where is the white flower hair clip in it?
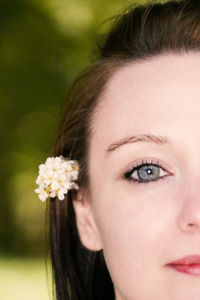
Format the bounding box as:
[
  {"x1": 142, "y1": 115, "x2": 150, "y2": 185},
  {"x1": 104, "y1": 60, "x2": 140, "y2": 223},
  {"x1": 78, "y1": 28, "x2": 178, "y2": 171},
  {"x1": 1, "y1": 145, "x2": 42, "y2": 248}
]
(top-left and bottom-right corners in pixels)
[{"x1": 35, "y1": 156, "x2": 79, "y2": 201}]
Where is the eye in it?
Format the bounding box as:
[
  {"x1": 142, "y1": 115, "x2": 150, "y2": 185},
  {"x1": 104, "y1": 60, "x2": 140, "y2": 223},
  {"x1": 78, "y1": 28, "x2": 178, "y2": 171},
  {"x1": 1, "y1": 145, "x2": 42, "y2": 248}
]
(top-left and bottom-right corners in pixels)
[{"x1": 124, "y1": 159, "x2": 170, "y2": 185}]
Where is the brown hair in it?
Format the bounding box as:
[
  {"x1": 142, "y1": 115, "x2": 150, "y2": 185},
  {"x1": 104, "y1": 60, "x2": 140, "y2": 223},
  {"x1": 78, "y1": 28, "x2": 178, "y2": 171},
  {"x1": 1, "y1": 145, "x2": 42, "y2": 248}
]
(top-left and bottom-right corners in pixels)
[{"x1": 48, "y1": 1, "x2": 200, "y2": 299}]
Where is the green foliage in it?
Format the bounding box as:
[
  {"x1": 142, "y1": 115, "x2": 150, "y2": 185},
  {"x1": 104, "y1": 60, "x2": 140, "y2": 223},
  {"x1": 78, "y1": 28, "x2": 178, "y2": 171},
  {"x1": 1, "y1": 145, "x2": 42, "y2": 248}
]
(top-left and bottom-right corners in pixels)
[{"x1": 1, "y1": 0, "x2": 146, "y2": 256}]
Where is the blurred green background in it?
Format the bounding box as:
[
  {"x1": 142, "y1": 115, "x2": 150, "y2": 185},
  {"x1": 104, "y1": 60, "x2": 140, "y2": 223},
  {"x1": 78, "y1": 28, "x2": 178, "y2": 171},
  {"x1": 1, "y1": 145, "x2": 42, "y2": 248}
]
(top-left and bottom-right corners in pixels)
[{"x1": 0, "y1": 0, "x2": 152, "y2": 299}]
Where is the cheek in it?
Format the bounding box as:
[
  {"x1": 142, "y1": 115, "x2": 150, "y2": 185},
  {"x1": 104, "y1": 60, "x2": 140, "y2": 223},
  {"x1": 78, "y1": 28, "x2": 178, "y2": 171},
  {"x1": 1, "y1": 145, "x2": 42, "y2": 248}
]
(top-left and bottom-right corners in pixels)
[
  {"x1": 91, "y1": 183, "x2": 178, "y2": 292},
  {"x1": 92, "y1": 182, "x2": 174, "y2": 252}
]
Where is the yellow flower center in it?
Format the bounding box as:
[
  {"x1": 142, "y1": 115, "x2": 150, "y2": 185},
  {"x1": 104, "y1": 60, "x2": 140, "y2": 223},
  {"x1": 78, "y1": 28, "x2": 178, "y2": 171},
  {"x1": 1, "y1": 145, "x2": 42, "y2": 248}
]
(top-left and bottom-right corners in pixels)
[
  {"x1": 44, "y1": 186, "x2": 51, "y2": 194},
  {"x1": 58, "y1": 179, "x2": 62, "y2": 184}
]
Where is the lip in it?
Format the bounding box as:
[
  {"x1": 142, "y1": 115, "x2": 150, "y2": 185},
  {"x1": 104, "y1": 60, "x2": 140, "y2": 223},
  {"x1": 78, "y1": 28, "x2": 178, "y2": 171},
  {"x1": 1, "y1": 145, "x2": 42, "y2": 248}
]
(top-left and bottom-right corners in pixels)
[{"x1": 166, "y1": 255, "x2": 200, "y2": 276}]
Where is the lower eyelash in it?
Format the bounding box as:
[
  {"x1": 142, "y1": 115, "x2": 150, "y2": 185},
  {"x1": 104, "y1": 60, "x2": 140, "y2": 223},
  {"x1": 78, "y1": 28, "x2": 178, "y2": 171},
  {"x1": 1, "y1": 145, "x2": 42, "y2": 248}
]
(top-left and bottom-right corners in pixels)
[{"x1": 128, "y1": 174, "x2": 167, "y2": 185}]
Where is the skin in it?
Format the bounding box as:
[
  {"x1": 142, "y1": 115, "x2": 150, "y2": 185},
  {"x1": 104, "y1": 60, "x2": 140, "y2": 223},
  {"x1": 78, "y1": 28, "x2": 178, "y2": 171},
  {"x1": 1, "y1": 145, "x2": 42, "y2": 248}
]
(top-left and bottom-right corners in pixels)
[{"x1": 73, "y1": 52, "x2": 200, "y2": 300}]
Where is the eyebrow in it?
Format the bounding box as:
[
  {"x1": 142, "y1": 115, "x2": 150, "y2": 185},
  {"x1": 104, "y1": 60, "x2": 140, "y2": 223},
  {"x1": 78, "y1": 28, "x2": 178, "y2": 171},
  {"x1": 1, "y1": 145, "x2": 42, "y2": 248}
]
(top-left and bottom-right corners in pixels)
[{"x1": 106, "y1": 134, "x2": 170, "y2": 154}]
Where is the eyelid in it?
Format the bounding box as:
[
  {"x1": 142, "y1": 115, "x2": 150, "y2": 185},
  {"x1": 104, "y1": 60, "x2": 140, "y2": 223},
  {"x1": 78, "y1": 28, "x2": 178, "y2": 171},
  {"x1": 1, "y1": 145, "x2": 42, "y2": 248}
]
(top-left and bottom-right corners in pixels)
[{"x1": 124, "y1": 157, "x2": 175, "y2": 178}]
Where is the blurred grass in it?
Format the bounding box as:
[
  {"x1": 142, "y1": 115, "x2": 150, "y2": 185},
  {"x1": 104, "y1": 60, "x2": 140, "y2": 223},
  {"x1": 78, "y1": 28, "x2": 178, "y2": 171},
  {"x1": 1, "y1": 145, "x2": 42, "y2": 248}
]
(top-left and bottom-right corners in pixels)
[{"x1": 0, "y1": 256, "x2": 51, "y2": 300}]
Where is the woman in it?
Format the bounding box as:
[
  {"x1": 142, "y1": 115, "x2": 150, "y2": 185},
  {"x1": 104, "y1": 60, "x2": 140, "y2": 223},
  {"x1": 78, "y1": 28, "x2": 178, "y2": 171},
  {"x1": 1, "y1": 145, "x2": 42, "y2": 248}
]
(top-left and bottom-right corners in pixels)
[{"x1": 35, "y1": 0, "x2": 200, "y2": 299}]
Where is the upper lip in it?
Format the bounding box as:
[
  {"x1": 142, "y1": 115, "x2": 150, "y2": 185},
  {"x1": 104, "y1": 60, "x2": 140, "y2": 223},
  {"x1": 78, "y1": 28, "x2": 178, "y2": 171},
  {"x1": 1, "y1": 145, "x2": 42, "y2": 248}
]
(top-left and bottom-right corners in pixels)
[{"x1": 167, "y1": 255, "x2": 200, "y2": 265}]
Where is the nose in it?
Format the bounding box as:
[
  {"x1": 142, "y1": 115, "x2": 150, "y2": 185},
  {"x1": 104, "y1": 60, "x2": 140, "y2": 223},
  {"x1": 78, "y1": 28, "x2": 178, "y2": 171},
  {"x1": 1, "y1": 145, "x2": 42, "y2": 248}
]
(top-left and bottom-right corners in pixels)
[{"x1": 177, "y1": 181, "x2": 200, "y2": 232}]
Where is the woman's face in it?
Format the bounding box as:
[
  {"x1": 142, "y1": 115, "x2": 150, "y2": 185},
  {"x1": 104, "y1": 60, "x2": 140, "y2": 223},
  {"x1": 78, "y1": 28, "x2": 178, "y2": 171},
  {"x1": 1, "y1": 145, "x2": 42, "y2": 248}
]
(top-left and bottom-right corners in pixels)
[{"x1": 74, "y1": 53, "x2": 200, "y2": 300}]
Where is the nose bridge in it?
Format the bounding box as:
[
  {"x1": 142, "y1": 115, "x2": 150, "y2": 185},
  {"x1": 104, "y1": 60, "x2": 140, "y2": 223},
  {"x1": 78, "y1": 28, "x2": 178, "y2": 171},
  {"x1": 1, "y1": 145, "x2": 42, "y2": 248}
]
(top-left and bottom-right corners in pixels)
[{"x1": 177, "y1": 175, "x2": 200, "y2": 232}]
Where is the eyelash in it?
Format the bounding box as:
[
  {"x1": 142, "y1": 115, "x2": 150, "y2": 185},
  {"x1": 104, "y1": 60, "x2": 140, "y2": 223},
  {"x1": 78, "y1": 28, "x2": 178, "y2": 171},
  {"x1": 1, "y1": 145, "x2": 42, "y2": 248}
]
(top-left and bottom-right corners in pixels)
[{"x1": 124, "y1": 159, "x2": 170, "y2": 185}]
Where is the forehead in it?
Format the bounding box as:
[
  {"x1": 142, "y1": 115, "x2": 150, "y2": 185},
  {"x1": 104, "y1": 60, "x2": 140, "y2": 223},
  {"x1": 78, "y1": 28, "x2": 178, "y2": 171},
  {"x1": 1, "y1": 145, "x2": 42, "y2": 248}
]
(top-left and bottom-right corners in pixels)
[{"x1": 88, "y1": 53, "x2": 200, "y2": 161}]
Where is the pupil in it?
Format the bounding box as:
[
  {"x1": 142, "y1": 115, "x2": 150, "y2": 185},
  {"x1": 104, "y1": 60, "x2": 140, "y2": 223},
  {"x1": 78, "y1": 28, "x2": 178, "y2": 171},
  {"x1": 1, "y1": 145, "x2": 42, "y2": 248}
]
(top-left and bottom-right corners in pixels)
[{"x1": 137, "y1": 165, "x2": 159, "y2": 181}]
